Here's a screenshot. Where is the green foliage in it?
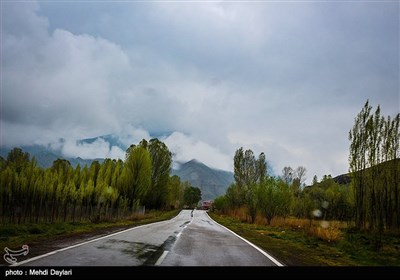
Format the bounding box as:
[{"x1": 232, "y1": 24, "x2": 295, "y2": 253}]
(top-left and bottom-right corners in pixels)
[
  {"x1": 217, "y1": 147, "x2": 356, "y2": 226},
  {"x1": 0, "y1": 156, "x2": 6, "y2": 172},
  {"x1": 257, "y1": 178, "x2": 292, "y2": 224},
  {"x1": 166, "y1": 175, "x2": 185, "y2": 209},
  {"x1": 0, "y1": 138, "x2": 180, "y2": 225},
  {"x1": 124, "y1": 145, "x2": 152, "y2": 208},
  {"x1": 183, "y1": 185, "x2": 201, "y2": 208},
  {"x1": 245, "y1": 184, "x2": 258, "y2": 223},
  {"x1": 291, "y1": 191, "x2": 315, "y2": 220},
  {"x1": 349, "y1": 100, "x2": 400, "y2": 231},
  {"x1": 225, "y1": 183, "x2": 243, "y2": 208},
  {"x1": 256, "y1": 152, "x2": 267, "y2": 184},
  {"x1": 233, "y1": 147, "x2": 268, "y2": 213},
  {"x1": 142, "y1": 138, "x2": 172, "y2": 209},
  {"x1": 234, "y1": 148, "x2": 266, "y2": 189},
  {"x1": 6, "y1": 147, "x2": 30, "y2": 174},
  {"x1": 212, "y1": 195, "x2": 229, "y2": 212}
]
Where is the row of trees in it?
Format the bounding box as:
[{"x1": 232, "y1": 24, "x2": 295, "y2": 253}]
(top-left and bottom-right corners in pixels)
[
  {"x1": 214, "y1": 101, "x2": 399, "y2": 234},
  {"x1": 0, "y1": 138, "x2": 201, "y2": 224},
  {"x1": 349, "y1": 101, "x2": 400, "y2": 231},
  {"x1": 214, "y1": 148, "x2": 354, "y2": 225}
]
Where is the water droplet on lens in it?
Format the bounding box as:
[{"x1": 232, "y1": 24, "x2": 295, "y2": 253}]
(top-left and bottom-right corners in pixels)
[{"x1": 312, "y1": 209, "x2": 322, "y2": 218}]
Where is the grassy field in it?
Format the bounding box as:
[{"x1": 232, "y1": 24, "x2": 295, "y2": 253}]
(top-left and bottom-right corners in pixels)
[
  {"x1": 209, "y1": 212, "x2": 400, "y2": 266},
  {"x1": 0, "y1": 209, "x2": 179, "y2": 256}
]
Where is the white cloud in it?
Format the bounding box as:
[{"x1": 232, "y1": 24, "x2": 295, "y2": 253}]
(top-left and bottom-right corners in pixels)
[
  {"x1": 61, "y1": 138, "x2": 125, "y2": 160},
  {"x1": 118, "y1": 126, "x2": 151, "y2": 148},
  {"x1": 163, "y1": 132, "x2": 232, "y2": 171}
]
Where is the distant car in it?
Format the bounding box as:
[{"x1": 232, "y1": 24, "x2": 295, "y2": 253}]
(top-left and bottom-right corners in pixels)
[{"x1": 201, "y1": 200, "x2": 212, "y2": 210}]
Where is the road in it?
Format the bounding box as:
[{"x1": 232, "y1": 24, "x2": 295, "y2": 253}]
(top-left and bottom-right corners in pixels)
[{"x1": 16, "y1": 210, "x2": 282, "y2": 266}]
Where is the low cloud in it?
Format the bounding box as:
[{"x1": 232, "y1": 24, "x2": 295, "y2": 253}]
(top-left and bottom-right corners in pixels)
[
  {"x1": 61, "y1": 138, "x2": 125, "y2": 160},
  {"x1": 163, "y1": 132, "x2": 232, "y2": 171}
]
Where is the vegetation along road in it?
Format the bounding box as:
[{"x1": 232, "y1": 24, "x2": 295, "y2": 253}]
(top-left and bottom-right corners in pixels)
[{"x1": 15, "y1": 210, "x2": 282, "y2": 266}]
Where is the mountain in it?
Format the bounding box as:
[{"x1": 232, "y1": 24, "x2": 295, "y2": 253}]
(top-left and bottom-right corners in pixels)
[
  {"x1": 171, "y1": 159, "x2": 234, "y2": 201},
  {"x1": 332, "y1": 159, "x2": 400, "y2": 185},
  {"x1": 332, "y1": 173, "x2": 351, "y2": 185}
]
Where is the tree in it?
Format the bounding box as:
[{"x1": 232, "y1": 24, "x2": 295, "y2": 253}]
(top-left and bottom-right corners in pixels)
[
  {"x1": 349, "y1": 100, "x2": 400, "y2": 232},
  {"x1": 293, "y1": 190, "x2": 316, "y2": 225},
  {"x1": 0, "y1": 156, "x2": 6, "y2": 172},
  {"x1": 225, "y1": 183, "x2": 242, "y2": 209},
  {"x1": 89, "y1": 161, "x2": 101, "y2": 187},
  {"x1": 281, "y1": 166, "x2": 293, "y2": 185},
  {"x1": 234, "y1": 147, "x2": 246, "y2": 188},
  {"x1": 349, "y1": 100, "x2": 371, "y2": 230},
  {"x1": 142, "y1": 138, "x2": 172, "y2": 209},
  {"x1": 234, "y1": 147, "x2": 261, "y2": 188},
  {"x1": 243, "y1": 149, "x2": 257, "y2": 186},
  {"x1": 6, "y1": 147, "x2": 30, "y2": 174},
  {"x1": 291, "y1": 177, "x2": 301, "y2": 197},
  {"x1": 257, "y1": 178, "x2": 291, "y2": 225},
  {"x1": 256, "y1": 152, "x2": 267, "y2": 184},
  {"x1": 233, "y1": 147, "x2": 268, "y2": 218},
  {"x1": 213, "y1": 195, "x2": 228, "y2": 213},
  {"x1": 183, "y1": 185, "x2": 201, "y2": 208},
  {"x1": 312, "y1": 175, "x2": 318, "y2": 186},
  {"x1": 124, "y1": 146, "x2": 152, "y2": 208},
  {"x1": 246, "y1": 184, "x2": 258, "y2": 223},
  {"x1": 233, "y1": 147, "x2": 267, "y2": 205},
  {"x1": 295, "y1": 166, "x2": 307, "y2": 186},
  {"x1": 51, "y1": 159, "x2": 72, "y2": 184},
  {"x1": 166, "y1": 175, "x2": 184, "y2": 209},
  {"x1": 290, "y1": 166, "x2": 307, "y2": 196}
]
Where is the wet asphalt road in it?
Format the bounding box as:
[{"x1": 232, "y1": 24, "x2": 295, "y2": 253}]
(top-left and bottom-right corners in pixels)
[{"x1": 17, "y1": 210, "x2": 280, "y2": 266}]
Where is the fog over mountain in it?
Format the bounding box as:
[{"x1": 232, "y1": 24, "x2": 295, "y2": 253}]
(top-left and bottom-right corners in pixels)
[{"x1": 0, "y1": 143, "x2": 235, "y2": 201}]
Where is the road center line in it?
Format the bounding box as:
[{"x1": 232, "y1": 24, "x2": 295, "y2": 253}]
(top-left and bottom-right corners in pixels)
[{"x1": 155, "y1": 250, "x2": 169, "y2": 266}]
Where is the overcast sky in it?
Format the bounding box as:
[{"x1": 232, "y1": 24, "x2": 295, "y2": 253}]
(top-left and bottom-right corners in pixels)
[{"x1": 1, "y1": 1, "x2": 399, "y2": 183}]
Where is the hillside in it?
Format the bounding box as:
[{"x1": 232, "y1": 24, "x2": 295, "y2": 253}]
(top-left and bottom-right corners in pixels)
[
  {"x1": 332, "y1": 159, "x2": 400, "y2": 185},
  {"x1": 171, "y1": 159, "x2": 234, "y2": 201}
]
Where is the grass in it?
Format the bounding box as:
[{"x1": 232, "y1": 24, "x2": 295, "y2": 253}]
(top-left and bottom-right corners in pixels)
[
  {"x1": 0, "y1": 209, "x2": 180, "y2": 254},
  {"x1": 209, "y1": 212, "x2": 400, "y2": 266}
]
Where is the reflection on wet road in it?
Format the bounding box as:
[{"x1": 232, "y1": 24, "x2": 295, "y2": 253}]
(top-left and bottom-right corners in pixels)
[{"x1": 17, "y1": 210, "x2": 281, "y2": 266}]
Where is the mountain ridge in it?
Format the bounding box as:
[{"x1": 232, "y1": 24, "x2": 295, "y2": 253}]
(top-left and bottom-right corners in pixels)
[
  {"x1": 331, "y1": 158, "x2": 400, "y2": 185},
  {"x1": 171, "y1": 159, "x2": 234, "y2": 201}
]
